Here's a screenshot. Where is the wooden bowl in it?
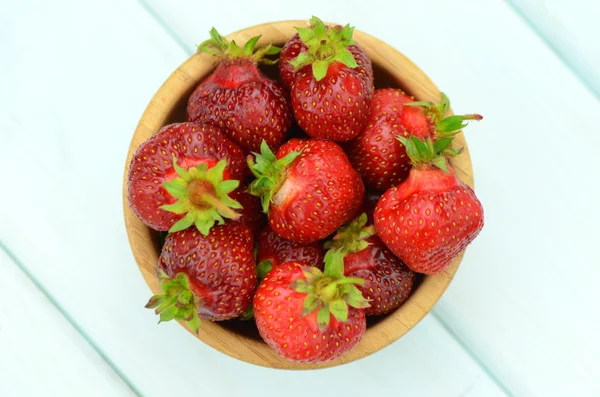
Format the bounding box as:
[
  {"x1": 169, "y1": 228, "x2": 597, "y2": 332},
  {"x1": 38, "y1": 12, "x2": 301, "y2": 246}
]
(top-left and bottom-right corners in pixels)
[{"x1": 123, "y1": 20, "x2": 473, "y2": 369}]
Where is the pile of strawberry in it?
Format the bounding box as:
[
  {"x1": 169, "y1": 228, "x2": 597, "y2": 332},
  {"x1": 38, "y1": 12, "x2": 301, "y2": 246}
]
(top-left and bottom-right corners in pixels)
[{"x1": 127, "y1": 17, "x2": 484, "y2": 364}]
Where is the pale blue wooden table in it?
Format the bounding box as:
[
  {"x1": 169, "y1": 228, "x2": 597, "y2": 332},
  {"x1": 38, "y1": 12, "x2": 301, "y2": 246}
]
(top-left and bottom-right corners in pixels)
[{"x1": 1, "y1": 1, "x2": 599, "y2": 396}]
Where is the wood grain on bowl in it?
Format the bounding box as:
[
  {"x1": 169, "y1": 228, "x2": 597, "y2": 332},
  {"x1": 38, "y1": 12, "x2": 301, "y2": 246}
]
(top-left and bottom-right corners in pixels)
[{"x1": 122, "y1": 20, "x2": 473, "y2": 370}]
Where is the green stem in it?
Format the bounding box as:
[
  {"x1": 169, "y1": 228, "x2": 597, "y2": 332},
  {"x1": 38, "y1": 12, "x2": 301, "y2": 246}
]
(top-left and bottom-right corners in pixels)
[
  {"x1": 155, "y1": 294, "x2": 179, "y2": 312},
  {"x1": 335, "y1": 277, "x2": 364, "y2": 286},
  {"x1": 362, "y1": 225, "x2": 376, "y2": 236},
  {"x1": 319, "y1": 283, "x2": 338, "y2": 302},
  {"x1": 461, "y1": 114, "x2": 483, "y2": 121},
  {"x1": 200, "y1": 193, "x2": 240, "y2": 220},
  {"x1": 145, "y1": 273, "x2": 202, "y2": 333},
  {"x1": 318, "y1": 277, "x2": 364, "y2": 302}
]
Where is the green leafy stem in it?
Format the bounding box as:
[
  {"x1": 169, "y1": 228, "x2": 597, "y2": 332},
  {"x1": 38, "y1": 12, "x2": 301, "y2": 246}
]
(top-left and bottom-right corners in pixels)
[
  {"x1": 161, "y1": 158, "x2": 242, "y2": 235},
  {"x1": 291, "y1": 250, "x2": 370, "y2": 330},
  {"x1": 198, "y1": 27, "x2": 281, "y2": 65},
  {"x1": 289, "y1": 16, "x2": 358, "y2": 81}
]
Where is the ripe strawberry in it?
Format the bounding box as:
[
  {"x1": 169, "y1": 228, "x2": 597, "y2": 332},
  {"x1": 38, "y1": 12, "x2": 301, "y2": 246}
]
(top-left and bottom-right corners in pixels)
[
  {"x1": 127, "y1": 122, "x2": 247, "y2": 234},
  {"x1": 187, "y1": 28, "x2": 292, "y2": 153},
  {"x1": 346, "y1": 89, "x2": 428, "y2": 191},
  {"x1": 248, "y1": 139, "x2": 365, "y2": 243},
  {"x1": 279, "y1": 19, "x2": 373, "y2": 89},
  {"x1": 254, "y1": 252, "x2": 368, "y2": 363},
  {"x1": 145, "y1": 223, "x2": 256, "y2": 331},
  {"x1": 256, "y1": 225, "x2": 325, "y2": 278},
  {"x1": 279, "y1": 33, "x2": 304, "y2": 89},
  {"x1": 282, "y1": 17, "x2": 374, "y2": 141},
  {"x1": 346, "y1": 91, "x2": 482, "y2": 191},
  {"x1": 326, "y1": 213, "x2": 415, "y2": 315},
  {"x1": 230, "y1": 183, "x2": 265, "y2": 234},
  {"x1": 374, "y1": 135, "x2": 484, "y2": 274}
]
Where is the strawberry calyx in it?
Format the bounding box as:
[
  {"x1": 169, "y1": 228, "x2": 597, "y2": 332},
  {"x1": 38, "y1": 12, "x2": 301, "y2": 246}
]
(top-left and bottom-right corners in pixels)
[
  {"x1": 247, "y1": 140, "x2": 302, "y2": 214},
  {"x1": 161, "y1": 158, "x2": 242, "y2": 235},
  {"x1": 291, "y1": 250, "x2": 370, "y2": 330},
  {"x1": 198, "y1": 27, "x2": 281, "y2": 65},
  {"x1": 400, "y1": 93, "x2": 482, "y2": 173},
  {"x1": 289, "y1": 16, "x2": 358, "y2": 81},
  {"x1": 405, "y1": 93, "x2": 482, "y2": 139},
  {"x1": 397, "y1": 134, "x2": 460, "y2": 174},
  {"x1": 145, "y1": 271, "x2": 201, "y2": 333},
  {"x1": 325, "y1": 213, "x2": 375, "y2": 255}
]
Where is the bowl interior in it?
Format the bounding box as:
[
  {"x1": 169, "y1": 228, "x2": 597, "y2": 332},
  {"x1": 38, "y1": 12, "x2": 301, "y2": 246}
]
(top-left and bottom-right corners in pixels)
[{"x1": 124, "y1": 20, "x2": 473, "y2": 369}]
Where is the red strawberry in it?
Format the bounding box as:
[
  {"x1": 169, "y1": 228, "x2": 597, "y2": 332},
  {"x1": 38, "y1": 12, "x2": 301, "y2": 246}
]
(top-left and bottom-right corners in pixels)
[
  {"x1": 279, "y1": 33, "x2": 305, "y2": 89},
  {"x1": 283, "y1": 17, "x2": 374, "y2": 141},
  {"x1": 346, "y1": 91, "x2": 482, "y2": 191},
  {"x1": 248, "y1": 139, "x2": 364, "y2": 243},
  {"x1": 127, "y1": 122, "x2": 247, "y2": 234},
  {"x1": 279, "y1": 22, "x2": 373, "y2": 89},
  {"x1": 145, "y1": 223, "x2": 256, "y2": 331},
  {"x1": 254, "y1": 252, "x2": 368, "y2": 363},
  {"x1": 256, "y1": 225, "x2": 325, "y2": 278},
  {"x1": 230, "y1": 183, "x2": 265, "y2": 234},
  {"x1": 326, "y1": 213, "x2": 415, "y2": 316},
  {"x1": 374, "y1": 135, "x2": 484, "y2": 274},
  {"x1": 187, "y1": 28, "x2": 292, "y2": 153},
  {"x1": 346, "y1": 89, "x2": 429, "y2": 191}
]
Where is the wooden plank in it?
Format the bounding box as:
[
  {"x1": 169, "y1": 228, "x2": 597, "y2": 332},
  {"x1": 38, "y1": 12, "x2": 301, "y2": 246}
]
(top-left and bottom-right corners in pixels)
[
  {"x1": 0, "y1": 249, "x2": 135, "y2": 397},
  {"x1": 142, "y1": 0, "x2": 600, "y2": 395},
  {"x1": 507, "y1": 0, "x2": 600, "y2": 98},
  {"x1": 0, "y1": 0, "x2": 508, "y2": 396}
]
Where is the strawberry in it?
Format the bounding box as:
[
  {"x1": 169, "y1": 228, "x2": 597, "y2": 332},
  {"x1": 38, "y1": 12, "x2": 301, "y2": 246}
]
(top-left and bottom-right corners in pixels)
[
  {"x1": 187, "y1": 28, "x2": 292, "y2": 153},
  {"x1": 254, "y1": 252, "x2": 368, "y2": 363},
  {"x1": 346, "y1": 91, "x2": 482, "y2": 191},
  {"x1": 127, "y1": 122, "x2": 247, "y2": 234},
  {"x1": 248, "y1": 139, "x2": 364, "y2": 243},
  {"x1": 282, "y1": 17, "x2": 374, "y2": 141},
  {"x1": 230, "y1": 183, "x2": 265, "y2": 234},
  {"x1": 345, "y1": 89, "x2": 429, "y2": 191},
  {"x1": 279, "y1": 33, "x2": 305, "y2": 89},
  {"x1": 279, "y1": 21, "x2": 373, "y2": 89},
  {"x1": 145, "y1": 223, "x2": 256, "y2": 331},
  {"x1": 256, "y1": 225, "x2": 325, "y2": 279},
  {"x1": 326, "y1": 213, "x2": 415, "y2": 315},
  {"x1": 374, "y1": 134, "x2": 484, "y2": 274}
]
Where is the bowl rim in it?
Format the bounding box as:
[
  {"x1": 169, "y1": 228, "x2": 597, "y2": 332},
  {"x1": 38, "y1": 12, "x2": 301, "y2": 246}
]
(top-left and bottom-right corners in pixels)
[{"x1": 122, "y1": 19, "x2": 473, "y2": 370}]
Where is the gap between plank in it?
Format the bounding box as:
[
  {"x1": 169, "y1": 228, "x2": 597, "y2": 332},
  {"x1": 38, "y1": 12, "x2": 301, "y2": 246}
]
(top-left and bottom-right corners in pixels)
[
  {"x1": 136, "y1": 0, "x2": 192, "y2": 55},
  {"x1": 504, "y1": 0, "x2": 600, "y2": 102},
  {"x1": 0, "y1": 236, "x2": 513, "y2": 396},
  {"x1": 0, "y1": 240, "x2": 142, "y2": 397},
  {"x1": 0, "y1": 237, "x2": 513, "y2": 396},
  {"x1": 431, "y1": 310, "x2": 514, "y2": 396}
]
